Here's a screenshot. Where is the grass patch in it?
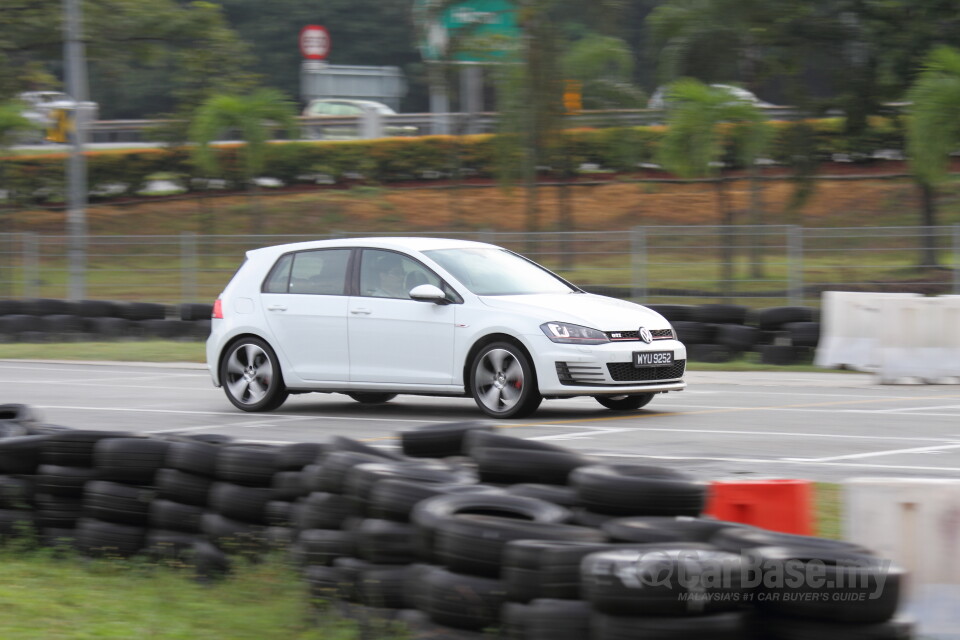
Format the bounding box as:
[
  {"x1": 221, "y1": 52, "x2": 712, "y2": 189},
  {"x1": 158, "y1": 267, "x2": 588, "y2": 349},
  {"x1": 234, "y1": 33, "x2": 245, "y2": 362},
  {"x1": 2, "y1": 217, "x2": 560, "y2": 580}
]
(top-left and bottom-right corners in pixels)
[
  {"x1": 815, "y1": 482, "x2": 843, "y2": 540},
  {"x1": 0, "y1": 341, "x2": 207, "y2": 363},
  {"x1": 0, "y1": 546, "x2": 360, "y2": 640}
]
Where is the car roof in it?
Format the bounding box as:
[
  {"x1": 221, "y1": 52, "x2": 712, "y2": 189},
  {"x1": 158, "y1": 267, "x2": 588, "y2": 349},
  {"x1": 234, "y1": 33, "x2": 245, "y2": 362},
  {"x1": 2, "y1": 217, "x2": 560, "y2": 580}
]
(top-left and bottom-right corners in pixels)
[{"x1": 246, "y1": 236, "x2": 499, "y2": 260}]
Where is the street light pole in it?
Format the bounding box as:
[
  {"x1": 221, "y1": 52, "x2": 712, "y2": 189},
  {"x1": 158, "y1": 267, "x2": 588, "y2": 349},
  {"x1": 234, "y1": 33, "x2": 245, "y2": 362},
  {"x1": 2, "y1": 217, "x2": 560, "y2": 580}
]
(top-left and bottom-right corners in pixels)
[{"x1": 64, "y1": 0, "x2": 88, "y2": 300}]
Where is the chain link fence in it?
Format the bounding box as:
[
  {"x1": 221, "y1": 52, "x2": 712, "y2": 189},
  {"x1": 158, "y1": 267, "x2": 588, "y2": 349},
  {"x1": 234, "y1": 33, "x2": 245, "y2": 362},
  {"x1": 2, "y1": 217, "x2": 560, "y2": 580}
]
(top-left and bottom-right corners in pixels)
[{"x1": 1, "y1": 226, "x2": 958, "y2": 307}]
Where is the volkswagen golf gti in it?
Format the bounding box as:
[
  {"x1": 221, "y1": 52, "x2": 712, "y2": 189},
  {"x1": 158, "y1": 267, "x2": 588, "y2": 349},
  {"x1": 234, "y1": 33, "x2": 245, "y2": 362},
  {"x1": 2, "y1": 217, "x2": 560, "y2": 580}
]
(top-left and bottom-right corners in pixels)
[{"x1": 206, "y1": 237, "x2": 686, "y2": 418}]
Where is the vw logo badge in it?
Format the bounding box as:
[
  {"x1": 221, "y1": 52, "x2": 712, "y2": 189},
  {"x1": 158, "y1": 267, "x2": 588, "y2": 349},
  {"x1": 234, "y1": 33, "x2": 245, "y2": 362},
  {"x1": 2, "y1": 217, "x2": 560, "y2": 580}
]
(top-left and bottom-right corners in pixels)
[{"x1": 639, "y1": 327, "x2": 653, "y2": 344}]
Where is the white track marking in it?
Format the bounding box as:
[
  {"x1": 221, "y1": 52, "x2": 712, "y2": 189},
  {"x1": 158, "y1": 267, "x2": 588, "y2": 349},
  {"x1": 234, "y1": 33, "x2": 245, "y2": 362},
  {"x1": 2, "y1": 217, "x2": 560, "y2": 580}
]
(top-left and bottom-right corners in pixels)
[
  {"x1": 525, "y1": 425, "x2": 959, "y2": 443},
  {"x1": 788, "y1": 443, "x2": 960, "y2": 463},
  {"x1": 589, "y1": 452, "x2": 960, "y2": 473}
]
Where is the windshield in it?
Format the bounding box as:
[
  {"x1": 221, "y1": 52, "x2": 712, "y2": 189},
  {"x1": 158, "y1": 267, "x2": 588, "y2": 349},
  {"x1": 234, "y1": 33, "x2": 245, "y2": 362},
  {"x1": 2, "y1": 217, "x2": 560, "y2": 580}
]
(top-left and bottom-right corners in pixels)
[{"x1": 424, "y1": 248, "x2": 576, "y2": 295}]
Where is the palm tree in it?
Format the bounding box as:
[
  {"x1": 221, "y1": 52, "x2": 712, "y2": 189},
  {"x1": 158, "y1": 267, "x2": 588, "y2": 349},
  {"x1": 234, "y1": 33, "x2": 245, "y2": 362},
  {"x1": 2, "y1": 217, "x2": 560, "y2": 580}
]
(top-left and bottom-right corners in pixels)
[
  {"x1": 189, "y1": 88, "x2": 297, "y2": 234},
  {"x1": 905, "y1": 45, "x2": 960, "y2": 269},
  {"x1": 657, "y1": 78, "x2": 771, "y2": 298}
]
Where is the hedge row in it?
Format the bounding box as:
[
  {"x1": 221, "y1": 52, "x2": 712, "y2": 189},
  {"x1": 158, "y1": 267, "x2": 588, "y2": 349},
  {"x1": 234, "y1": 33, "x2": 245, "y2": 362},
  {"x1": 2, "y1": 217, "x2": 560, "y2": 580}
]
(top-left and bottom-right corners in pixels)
[
  {"x1": 0, "y1": 410, "x2": 912, "y2": 639},
  {"x1": 2, "y1": 117, "x2": 906, "y2": 205}
]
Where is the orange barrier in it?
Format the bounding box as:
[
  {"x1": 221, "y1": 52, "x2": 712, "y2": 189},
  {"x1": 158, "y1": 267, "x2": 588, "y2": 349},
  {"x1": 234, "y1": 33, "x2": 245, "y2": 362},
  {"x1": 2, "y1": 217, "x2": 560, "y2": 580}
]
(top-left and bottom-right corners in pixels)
[{"x1": 703, "y1": 479, "x2": 814, "y2": 535}]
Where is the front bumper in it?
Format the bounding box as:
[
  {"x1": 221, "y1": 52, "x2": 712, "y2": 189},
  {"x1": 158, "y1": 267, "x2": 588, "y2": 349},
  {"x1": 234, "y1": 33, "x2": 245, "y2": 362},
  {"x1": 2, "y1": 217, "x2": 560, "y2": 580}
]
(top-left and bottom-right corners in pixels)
[{"x1": 530, "y1": 336, "x2": 687, "y2": 397}]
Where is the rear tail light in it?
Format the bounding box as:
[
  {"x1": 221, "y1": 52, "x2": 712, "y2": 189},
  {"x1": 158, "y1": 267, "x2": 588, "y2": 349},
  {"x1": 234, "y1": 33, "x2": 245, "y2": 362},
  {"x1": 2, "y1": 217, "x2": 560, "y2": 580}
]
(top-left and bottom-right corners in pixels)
[{"x1": 212, "y1": 298, "x2": 223, "y2": 319}]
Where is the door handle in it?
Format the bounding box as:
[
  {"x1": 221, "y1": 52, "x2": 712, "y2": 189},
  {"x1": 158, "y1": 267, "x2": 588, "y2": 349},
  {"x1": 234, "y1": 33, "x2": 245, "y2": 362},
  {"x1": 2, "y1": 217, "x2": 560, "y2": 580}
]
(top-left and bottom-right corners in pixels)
[
  {"x1": 267, "y1": 304, "x2": 287, "y2": 312},
  {"x1": 350, "y1": 308, "x2": 372, "y2": 315}
]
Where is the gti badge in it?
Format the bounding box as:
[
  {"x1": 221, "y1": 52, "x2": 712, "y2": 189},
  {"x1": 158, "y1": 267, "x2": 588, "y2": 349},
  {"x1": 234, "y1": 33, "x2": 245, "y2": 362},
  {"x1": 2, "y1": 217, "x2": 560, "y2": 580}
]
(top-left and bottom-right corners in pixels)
[{"x1": 638, "y1": 327, "x2": 653, "y2": 344}]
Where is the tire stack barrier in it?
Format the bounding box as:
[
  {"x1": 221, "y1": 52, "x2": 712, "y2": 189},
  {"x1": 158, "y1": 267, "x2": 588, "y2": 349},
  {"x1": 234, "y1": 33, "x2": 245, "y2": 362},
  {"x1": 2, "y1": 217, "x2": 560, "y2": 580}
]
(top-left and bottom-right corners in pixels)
[
  {"x1": 0, "y1": 299, "x2": 212, "y2": 343},
  {"x1": 0, "y1": 405, "x2": 917, "y2": 639},
  {"x1": 646, "y1": 303, "x2": 820, "y2": 364}
]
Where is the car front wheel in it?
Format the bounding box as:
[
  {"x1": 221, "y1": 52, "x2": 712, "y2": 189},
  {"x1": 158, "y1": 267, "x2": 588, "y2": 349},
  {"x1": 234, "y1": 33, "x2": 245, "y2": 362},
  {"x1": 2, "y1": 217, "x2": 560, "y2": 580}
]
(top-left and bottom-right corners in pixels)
[
  {"x1": 595, "y1": 394, "x2": 655, "y2": 411},
  {"x1": 220, "y1": 337, "x2": 289, "y2": 412},
  {"x1": 470, "y1": 342, "x2": 542, "y2": 419}
]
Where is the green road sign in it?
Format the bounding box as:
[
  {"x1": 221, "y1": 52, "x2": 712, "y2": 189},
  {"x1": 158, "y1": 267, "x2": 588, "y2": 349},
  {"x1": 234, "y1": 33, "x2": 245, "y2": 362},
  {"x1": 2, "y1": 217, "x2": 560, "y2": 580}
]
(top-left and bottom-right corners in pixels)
[{"x1": 415, "y1": 0, "x2": 520, "y2": 63}]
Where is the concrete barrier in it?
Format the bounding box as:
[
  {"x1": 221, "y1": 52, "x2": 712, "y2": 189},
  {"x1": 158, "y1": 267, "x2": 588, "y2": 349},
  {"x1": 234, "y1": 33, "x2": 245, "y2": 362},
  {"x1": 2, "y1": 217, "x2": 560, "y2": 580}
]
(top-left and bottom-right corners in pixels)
[
  {"x1": 844, "y1": 477, "x2": 960, "y2": 639},
  {"x1": 814, "y1": 291, "x2": 921, "y2": 372},
  {"x1": 877, "y1": 296, "x2": 960, "y2": 384}
]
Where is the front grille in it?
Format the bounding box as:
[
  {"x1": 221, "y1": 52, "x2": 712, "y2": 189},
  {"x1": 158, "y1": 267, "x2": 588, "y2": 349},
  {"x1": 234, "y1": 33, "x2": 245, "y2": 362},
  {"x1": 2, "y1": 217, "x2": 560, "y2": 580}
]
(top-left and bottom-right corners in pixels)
[
  {"x1": 607, "y1": 359, "x2": 686, "y2": 382},
  {"x1": 605, "y1": 329, "x2": 674, "y2": 342}
]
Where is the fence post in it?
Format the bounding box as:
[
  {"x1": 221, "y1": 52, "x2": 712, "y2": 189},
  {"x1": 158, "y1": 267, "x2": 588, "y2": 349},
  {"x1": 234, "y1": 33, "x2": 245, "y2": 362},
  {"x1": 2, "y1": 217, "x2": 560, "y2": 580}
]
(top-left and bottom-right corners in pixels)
[
  {"x1": 630, "y1": 226, "x2": 647, "y2": 302},
  {"x1": 954, "y1": 225, "x2": 960, "y2": 296},
  {"x1": 788, "y1": 226, "x2": 803, "y2": 306},
  {"x1": 181, "y1": 232, "x2": 198, "y2": 304},
  {"x1": 22, "y1": 233, "x2": 39, "y2": 299},
  {"x1": 0, "y1": 233, "x2": 9, "y2": 298}
]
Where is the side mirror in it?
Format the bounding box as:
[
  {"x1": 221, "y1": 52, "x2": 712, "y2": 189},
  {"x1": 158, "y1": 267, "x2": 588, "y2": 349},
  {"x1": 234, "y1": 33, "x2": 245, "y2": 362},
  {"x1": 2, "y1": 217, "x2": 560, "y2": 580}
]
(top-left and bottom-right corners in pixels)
[{"x1": 409, "y1": 284, "x2": 449, "y2": 304}]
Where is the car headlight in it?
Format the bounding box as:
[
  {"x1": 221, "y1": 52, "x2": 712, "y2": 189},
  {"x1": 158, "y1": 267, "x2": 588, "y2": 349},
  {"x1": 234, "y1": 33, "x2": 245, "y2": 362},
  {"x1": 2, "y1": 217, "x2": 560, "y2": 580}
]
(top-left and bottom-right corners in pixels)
[{"x1": 540, "y1": 322, "x2": 609, "y2": 345}]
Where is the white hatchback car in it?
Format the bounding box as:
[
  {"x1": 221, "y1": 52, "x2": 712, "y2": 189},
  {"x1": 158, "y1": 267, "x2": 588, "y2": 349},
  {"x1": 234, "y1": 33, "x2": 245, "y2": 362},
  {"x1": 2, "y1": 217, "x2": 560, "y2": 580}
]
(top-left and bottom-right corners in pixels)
[{"x1": 206, "y1": 237, "x2": 686, "y2": 418}]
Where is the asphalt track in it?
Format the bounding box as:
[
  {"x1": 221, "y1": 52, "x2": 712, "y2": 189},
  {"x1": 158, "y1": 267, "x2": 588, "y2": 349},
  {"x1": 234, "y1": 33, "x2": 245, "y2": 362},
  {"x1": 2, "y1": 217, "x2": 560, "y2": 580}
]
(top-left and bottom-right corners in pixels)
[{"x1": 3, "y1": 359, "x2": 960, "y2": 483}]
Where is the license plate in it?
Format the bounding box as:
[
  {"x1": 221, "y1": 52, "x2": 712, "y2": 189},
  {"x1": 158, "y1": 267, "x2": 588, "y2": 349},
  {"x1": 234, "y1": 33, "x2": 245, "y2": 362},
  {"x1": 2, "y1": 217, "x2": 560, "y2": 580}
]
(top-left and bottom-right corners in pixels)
[{"x1": 633, "y1": 351, "x2": 673, "y2": 367}]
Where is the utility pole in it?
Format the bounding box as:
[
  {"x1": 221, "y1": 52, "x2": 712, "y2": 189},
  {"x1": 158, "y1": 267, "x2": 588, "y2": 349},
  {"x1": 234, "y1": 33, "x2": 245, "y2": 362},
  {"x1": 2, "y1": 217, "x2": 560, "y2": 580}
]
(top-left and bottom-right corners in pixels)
[{"x1": 64, "y1": 0, "x2": 89, "y2": 300}]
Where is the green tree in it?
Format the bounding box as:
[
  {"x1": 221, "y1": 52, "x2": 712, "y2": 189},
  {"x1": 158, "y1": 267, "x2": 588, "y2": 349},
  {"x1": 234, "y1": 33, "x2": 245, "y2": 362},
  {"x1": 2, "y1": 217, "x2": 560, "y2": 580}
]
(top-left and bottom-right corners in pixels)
[
  {"x1": 657, "y1": 78, "x2": 771, "y2": 296},
  {"x1": 189, "y1": 89, "x2": 298, "y2": 233},
  {"x1": 905, "y1": 45, "x2": 960, "y2": 269},
  {"x1": 562, "y1": 34, "x2": 644, "y2": 109}
]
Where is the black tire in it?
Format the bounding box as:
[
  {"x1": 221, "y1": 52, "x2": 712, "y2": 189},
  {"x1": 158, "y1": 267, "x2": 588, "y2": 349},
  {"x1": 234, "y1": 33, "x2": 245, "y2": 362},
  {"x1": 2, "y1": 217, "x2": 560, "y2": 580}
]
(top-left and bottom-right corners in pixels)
[
  {"x1": 691, "y1": 303, "x2": 748, "y2": 325},
  {"x1": 755, "y1": 306, "x2": 815, "y2": 331},
  {"x1": 747, "y1": 545, "x2": 904, "y2": 623},
  {"x1": 759, "y1": 344, "x2": 807, "y2": 365},
  {"x1": 592, "y1": 611, "x2": 749, "y2": 640},
  {"x1": 93, "y1": 437, "x2": 170, "y2": 485},
  {"x1": 434, "y1": 514, "x2": 605, "y2": 577},
  {"x1": 215, "y1": 444, "x2": 280, "y2": 486},
  {"x1": 271, "y1": 471, "x2": 308, "y2": 501},
  {"x1": 344, "y1": 461, "x2": 472, "y2": 516},
  {"x1": 179, "y1": 302, "x2": 213, "y2": 321},
  {"x1": 355, "y1": 518, "x2": 420, "y2": 565},
  {"x1": 785, "y1": 321, "x2": 821, "y2": 347},
  {"x1": 504, "y1": 483, "x2": 579, "y2": 508},
  {"x1": 420, "y1": 565, "x2": 507, "y2": 631},
  {"x1": 33, "y1": 494, "x2": 84, "y2": 528},
  {"x1": 602, "y1": 516, "x2": 751, "y2": 544},
  {"x1": 149, "y1": 499, "x2": 205, "y2": 533},
  {"x1": 328, "y1": 435, "x2": 405, "y2": 461},
  {"x1": 219, "y1": 337, "x2": 289, "y2": 412},
  {"x1": 41, "y1": 430, "x2": 135, "y2": 467},
  {"x1": 463, "y1": 430, "x2": 571, "y2": 455},
  {"x1": 671, "y1": 321, "x2": 715, "y2": 345},
  {"x1": 411, "y1": 492, "x2": 570, "y2": 562},
  {"x1": 469, "y1": 341, "x2": 542, "y2": 419},
  {"x1": 314, "y1": 451, "x2": 391, "y2": 494},
  {"x1": 595, "y1": 394, "x2": 655, "y2": 411},
  {"x1": 643, "y1": 304, "x2": 694, "y2": 322},
  {"x1": 357, "y1": 565, "x2": 413, "y2": 609},
  {"x1": 715, "y1": 324, "x2": 761, "y2": 351},
  {"x1": 347, "y1": 393, "x2": 398, "y2": 404},
  {"x1": 399, "y1": 421, "x2": 497, "y2": 458},
  {"x1": 209, "y1": 482, "x2": 274, "y2": 524},
  {"x1": 0, "y1": 435, "x2": 47, "y2": 474},
  {"x1": 35, "y1": 464, "x2": 100, "y2": 497},
  {"x1": 367, "y1": 480, "x2": 495, "y2": 523},
  {"x1": 83, "y1": 480, "x2": 155, "y2": 526},
  {"x1": 470, "y1": 447, "x2": 592, "y2": 485},
  {"x1": 76, "y1": 517, "x2": 147, "y2": 558},
  {"x1": 295, "y1": 528, "x2": 354, "y2": 566},
  {"x1": 165, "y1": 440, "x2": 221, "y2": 476},
  {"x1": 155, "y1": 468, "x2": 214, "y2": 506},
  {"x1": 277, "y1": 441, "x2": 329, "y2": 471},
  {"x1": 581, "y1": 547, "x2": 745, "y2": 616},
  {"x1": 570, "y1": 464, "x2": 707, "y2": 517},
  {"x1": 295, "y1": 491, "x2": 356, "y2": 530},
  {"x1": 0, "y1": 403, "x2": 39, "y2": 427},
  {"x1": 710, "y1": 527, "x2": 875, "y2": 554}
]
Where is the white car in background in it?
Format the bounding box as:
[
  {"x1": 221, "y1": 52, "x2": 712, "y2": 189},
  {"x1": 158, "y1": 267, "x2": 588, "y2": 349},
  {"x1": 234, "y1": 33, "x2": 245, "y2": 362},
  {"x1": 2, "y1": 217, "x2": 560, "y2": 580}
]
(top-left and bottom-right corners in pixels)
[
  {"x1": 300, "y1": 99, "x2": 417, "y2": 140},
  {"x1": 206, "y1": 237, "x2": 686, "y2": 418}
]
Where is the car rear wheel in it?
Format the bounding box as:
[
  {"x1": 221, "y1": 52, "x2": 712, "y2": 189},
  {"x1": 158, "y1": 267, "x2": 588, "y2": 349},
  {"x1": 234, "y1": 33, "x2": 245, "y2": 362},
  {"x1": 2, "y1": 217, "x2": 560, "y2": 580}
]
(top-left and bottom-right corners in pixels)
[
  {"x1": 470, "y1": 342, "x2": 542, "y2": 419},
  {"x1": 347, "y1": 393, "x2": 397, "y2": 404},
  {"x1": 595, "y1": 394, "x2": 654, "y2": 411},
  {"x1": 220, "y1": 338, "x2": 288, "y2": 412}
]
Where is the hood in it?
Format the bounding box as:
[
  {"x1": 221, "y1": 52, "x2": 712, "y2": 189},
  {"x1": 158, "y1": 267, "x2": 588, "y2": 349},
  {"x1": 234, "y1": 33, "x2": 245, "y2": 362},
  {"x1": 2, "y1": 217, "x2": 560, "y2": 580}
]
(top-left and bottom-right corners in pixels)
[{"x1": 479, "y1": 293, "x2": 668, "y2": 330}]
